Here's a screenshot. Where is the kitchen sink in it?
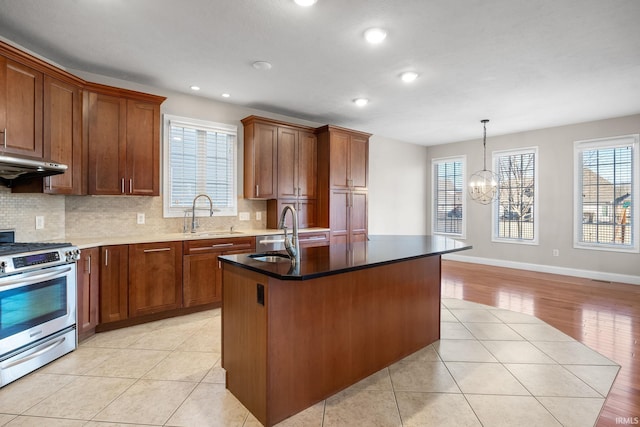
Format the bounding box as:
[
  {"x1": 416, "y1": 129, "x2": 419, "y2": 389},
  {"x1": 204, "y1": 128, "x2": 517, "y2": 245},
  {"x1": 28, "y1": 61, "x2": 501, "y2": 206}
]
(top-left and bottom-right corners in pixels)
[{"x1": 248, "y1": 253, "x2": 291, "y2": 263}]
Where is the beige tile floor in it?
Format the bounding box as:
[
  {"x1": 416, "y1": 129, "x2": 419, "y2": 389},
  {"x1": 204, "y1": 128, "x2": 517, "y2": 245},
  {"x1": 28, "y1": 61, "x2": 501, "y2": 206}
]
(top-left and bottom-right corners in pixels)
[{"x1": 0, "y1": 298, "x2": 619, "y2": 427}]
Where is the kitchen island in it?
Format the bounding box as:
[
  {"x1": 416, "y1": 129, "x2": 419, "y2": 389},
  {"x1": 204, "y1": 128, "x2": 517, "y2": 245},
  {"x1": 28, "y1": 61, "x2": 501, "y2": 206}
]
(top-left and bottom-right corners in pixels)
[{"x1": 219, "y1": 235, "x2": 471, "y2": 427}]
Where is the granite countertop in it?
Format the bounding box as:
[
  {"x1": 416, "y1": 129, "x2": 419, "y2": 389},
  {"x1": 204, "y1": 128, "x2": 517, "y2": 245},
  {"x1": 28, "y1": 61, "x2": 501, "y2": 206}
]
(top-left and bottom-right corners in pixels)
[
  {"x1": 219, "y1": 235, "x2": 472, "y2": 280},
  {"x1": 65, "y1": 228, "x2": 330, "y2": 249}
]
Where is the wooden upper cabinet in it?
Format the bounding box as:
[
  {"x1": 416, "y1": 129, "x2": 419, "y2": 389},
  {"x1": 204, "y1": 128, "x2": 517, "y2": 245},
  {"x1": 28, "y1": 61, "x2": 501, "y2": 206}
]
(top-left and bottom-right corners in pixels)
[
  {"x1": 86, "y1": 85, "x2": 164, "y2": 196},
  {"x1": 87, "y1": 92, "x2": 127, "y2": 195},
  {"x1": 126, "y1": 99, "x2": 160, "y2": 195},
  {"x1": 243, "y1": 117, "x2": 278, "y2": 199},
  {"x1": 277, "y1": 127, "x2": 317, "y2": 199},
  {"x1": 43, "y1": 76, "x2": 83, "y2": 194},
  {"x1": 0, "y1": 56, "x2": 43, "y2": 158},
  {"x1": 320, "y1": 127, "x2": 369, "y2": 190}
]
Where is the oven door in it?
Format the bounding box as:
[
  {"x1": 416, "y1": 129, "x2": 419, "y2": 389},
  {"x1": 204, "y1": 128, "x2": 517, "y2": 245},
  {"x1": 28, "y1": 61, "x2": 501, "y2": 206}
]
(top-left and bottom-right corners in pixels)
[{"x1": 0, "y1": 263, "x2": 77, "y2": 357}]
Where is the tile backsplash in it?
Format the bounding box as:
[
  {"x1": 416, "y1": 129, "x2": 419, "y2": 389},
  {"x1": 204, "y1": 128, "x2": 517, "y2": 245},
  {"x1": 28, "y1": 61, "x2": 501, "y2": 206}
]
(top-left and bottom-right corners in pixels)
[
  {"x1": 0, "y1": 187, "x2": 66, "y2": 241},
  {"x1": 2, "y1": 186, "x2": 267, "y2": 242}
]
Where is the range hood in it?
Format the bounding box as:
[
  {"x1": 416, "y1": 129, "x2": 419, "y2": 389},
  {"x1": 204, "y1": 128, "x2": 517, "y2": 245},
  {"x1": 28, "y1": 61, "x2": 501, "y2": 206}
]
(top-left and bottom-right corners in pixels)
[{"x1": 0, "y1": 154, "x2": 67, "y2": 187}]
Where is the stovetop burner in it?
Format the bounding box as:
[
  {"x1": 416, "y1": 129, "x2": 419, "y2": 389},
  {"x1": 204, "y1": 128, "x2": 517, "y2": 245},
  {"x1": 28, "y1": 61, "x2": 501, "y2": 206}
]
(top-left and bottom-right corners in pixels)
[{"x1": 0, "y1": 242, "x2": 73, "y2": 256}]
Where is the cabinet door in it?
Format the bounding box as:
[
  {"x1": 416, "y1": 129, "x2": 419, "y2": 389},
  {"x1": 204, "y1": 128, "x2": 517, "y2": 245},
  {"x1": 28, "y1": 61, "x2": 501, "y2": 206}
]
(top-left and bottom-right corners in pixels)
[
  {"x1": 329, "y1": 131, "x2": 350, "y2": 188},
  {"x1": 245, "y1": 122, "x2": 277, "y2": 199},
  {"x1": 350, "y1": 191, "x2": 368, "y2": 241},
  {"x1": 87, "y1": 92, "x2": 127, "y2": 195},
  {"x1": 100, "y1": 245, "x2": 129, "y2": 323},
  {"x1": 129, "y1": 241, "x2": 183, "y2": 317},
  {"x1": 43, "y1": 76, "x2": 83, "y2": 194},
  {"x1": 0, "y1": 57, "x2": 43, "y2": 158},
  {"x1": 77, "y1": 247, "x2": 99, "y2": 340},
  {"x1": 298, "y1": 130, "x2": 317, "y2": 198},
  {"x1": 126, "y1": 99, "x2": 159, "y2": 195},
  {"x1": 329, "y1": 190, "x2": 350, "y2": 244},
  {"x1": 183, "y1": 253, "x2": 220, "y2": 307},
  {"x1": 349, "y1": 135, "x2": 368, "y2": 190},
  {"x1": 277, "y1": 127, "x2": 297, "y2": 198}
]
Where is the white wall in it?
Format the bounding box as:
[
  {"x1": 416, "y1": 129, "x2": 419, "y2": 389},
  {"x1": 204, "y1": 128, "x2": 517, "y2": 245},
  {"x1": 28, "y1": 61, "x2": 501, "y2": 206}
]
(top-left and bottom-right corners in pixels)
[
  {"x1": 427, "y1": 114, "x2": 640, "y2": 283},
  {"x1": 368, "y1": 136, "x2": 428, "y2": 235}
]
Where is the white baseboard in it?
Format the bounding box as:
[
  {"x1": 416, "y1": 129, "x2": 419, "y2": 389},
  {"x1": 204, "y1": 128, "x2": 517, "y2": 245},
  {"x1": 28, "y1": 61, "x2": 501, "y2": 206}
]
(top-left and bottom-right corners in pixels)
[{"x1": 442, "y1": 253, "x2": 640, "y2": 286}]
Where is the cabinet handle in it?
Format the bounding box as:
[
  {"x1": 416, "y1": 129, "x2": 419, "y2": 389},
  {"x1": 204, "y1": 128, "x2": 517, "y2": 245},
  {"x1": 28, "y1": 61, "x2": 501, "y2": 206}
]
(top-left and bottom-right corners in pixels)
[
  {"x1": 211, "y1": 243, "x2": 234, "y2": 248},
  {"x1": 129, "y1": 179, "x2": 133, "y2": 194},
  {"x1": 298, "y1": 187, "x2": 301, "y2": 197},
  {"x1": 256, "y1": 185, "x2": 260, "y2": 197},
  {"x1": 1, "y1": 128, "x2": 6, "y2": 148},
  {"x1": 86, "y1": 255, "x2": 91, "y2": 274},
  {"x1": 143, "y1": 247, "x2": 172, "y2": 253},
  {"x1": 300, "y1": 236, "x2": 325, "y2": 242},
  {"x1": 104, "y1": 249, "x2": 109, "y2": 267},
  {"x1": 121, "y1": 178, "x2": 125, "y2": 194}
]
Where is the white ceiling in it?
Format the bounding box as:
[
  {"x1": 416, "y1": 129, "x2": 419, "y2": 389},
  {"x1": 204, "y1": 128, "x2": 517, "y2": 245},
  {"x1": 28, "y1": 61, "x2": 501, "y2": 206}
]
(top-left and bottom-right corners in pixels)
[{"x1": 1, "y1": 0, "x2": 639, "y2": 145}]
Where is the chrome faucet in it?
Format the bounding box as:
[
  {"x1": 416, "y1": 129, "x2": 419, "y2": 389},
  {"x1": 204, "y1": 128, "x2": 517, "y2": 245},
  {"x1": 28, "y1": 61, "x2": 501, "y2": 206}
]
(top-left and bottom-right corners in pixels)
[
  {"x1": 278, "y1": 205, "x2": 300, "y2": 266},
  {"x1": 191, "y1": 194, "x2": 214, "y2": 233}
]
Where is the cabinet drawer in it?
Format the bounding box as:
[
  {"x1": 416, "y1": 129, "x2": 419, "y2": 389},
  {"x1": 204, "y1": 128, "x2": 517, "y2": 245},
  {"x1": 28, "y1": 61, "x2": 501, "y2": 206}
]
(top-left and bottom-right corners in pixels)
[
  {"x1": 184, "y1": 237, "x2": 256, "y2": 255},
  {"x1": 299, "y1": 232, "x2": 329, "y2": 248}
]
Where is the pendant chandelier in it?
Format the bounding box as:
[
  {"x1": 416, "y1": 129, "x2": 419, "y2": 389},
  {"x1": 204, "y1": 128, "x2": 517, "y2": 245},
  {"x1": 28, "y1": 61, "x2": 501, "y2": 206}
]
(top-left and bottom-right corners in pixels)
[{"x1": 468, "y1": 119, "x2": 499, "y2": 204}]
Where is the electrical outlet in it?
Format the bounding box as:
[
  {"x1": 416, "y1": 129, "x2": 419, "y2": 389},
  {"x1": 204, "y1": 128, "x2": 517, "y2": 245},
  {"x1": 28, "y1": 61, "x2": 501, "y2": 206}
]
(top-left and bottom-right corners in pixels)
[
  {"x1": 552, "y1": 249, "x2": 559, "y2": 257},
  {"x1": 35, "y1": 216, "x2": 45, "y2": 230},
  {"x1": 137, "y1": 213, "x2": 145, "y2": 224},
  {"x1": 239, "y1": 212, "x2": 250, "y2": 221},
  {"x1": 256, "y1": 211, "x2": 262, "y2": 221}
]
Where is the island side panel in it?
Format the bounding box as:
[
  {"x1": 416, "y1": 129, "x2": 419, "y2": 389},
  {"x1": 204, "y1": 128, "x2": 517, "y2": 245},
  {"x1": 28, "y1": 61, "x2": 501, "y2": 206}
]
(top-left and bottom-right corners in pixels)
[
  {"x1": 266, "y1": 255, "x2": 441, "y2": 425},
  {"x1": 222, "y1": 263, "x2": 268, "y2": 425}
]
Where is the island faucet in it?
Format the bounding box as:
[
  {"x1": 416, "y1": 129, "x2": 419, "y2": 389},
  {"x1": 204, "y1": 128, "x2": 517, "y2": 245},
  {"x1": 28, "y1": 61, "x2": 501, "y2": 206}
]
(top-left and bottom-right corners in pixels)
[
  {"x1": 191, "y1": 194, "x2": 214, "y2": 233},
  {"x1": 278, "y1": 205, "x2": 300, "y2": 266}
]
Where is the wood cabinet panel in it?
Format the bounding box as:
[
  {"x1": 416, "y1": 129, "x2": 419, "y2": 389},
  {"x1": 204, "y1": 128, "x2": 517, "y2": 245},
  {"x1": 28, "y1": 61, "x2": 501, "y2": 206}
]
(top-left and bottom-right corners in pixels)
[
  {"x1": 297, "y1": 130, "x2": 317, "y2": 199},
  {"x1": 100, "y1": 245, "x2": 129, "y2": 323},
  {"x1": 328, "y1": 131, "x2": 349, "y2": 188},
  {"x1": 0, "y1": 56, "x2": 43, "y2": 158},
  {"x1": 43, "y1": 76, "x2": 83, "y2": 194},
  {"x1": 243, "y1": 118, "x2": 278, "y2": 199},
  {"x1": 87, "y1": 90, "x2": 162, "y2": 196},
  {"x1": 183, "y1": 237, "x2": 256, "y2": 307},
  {"x1": 126, "y1": 99, "x2": 159, "y2": 195},
  {"x1": 129, "y1": 241, "x2": 183, "y2": 317},
  {"x1": 276, "y1": 127, "x2": 297, "y2": 199},
  {"x1": 87, "y1": 92, "x2": 127, "y2": 195},
  {"x1": 349, "y1": 134, "x2": 368, "y2": 190},
  {"x1": 77, "y1": 247, "x2": 100, "y2": 341}
]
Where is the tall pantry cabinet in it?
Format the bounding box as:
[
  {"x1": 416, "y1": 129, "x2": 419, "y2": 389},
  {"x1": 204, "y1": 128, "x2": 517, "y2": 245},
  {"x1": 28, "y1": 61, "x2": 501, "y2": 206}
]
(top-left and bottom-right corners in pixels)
[{"x1": 317, "y1": 125, "x2": 370, "y2": 244}]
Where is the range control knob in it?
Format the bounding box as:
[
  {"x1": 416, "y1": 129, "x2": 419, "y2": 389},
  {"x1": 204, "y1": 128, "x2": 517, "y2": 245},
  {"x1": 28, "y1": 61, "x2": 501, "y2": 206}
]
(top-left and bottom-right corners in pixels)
[
  {"x1": 0, "y1": 261, "x2": 5, "y2": 274},
  {"x1": 65, "y1": 249, "x2": 81, "y2": 262}
]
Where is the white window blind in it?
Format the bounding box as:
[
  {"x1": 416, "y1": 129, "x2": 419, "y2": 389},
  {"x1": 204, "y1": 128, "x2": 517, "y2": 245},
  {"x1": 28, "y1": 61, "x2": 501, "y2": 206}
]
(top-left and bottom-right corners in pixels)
[
  {"x1": 493, "y1": 147, "x2": 538, "y2": 243},
  {"x1": 574, "y1": 134, "x2": 639, "y2": 252},
  {"x1": 432, "y1": 157, "x2": 465, "y2": 237},
  {"x1": 163, "y1": 115, "x2": 237, "y2": 217}
]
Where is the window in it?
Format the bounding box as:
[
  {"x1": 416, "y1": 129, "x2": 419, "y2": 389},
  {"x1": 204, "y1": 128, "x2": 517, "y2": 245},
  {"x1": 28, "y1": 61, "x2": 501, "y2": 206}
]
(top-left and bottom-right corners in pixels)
[
  {"x1": 574, "y1": 134, "x2": 639, "y2": 253},
  {"x1": 493, "y1": 147, "x2": 538, "y2": 243},
  {"x1": 163, "y1": 115, "x2": 237, "y2": 218},
  {"x1": 432, "y1": 156, "x2": 465, "y2": 237}
]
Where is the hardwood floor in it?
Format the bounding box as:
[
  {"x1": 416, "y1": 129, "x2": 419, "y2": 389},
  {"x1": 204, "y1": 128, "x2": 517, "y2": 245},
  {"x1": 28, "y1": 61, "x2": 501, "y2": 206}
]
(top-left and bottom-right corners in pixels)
[{"x1": 441, "y1": 260, "x2": 640, "y2": 427}]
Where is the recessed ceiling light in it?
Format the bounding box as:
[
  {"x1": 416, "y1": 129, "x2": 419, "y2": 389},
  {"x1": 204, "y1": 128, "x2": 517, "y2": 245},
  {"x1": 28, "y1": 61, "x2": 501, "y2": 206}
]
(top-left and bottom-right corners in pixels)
[
  {"x1": 221, "y1": 93, "x2": 230, "y2": 98},
  {"x1": 364, "y1": 28, "x2": 387, "y2": 44},
  {"x1": 400, "y1": 71, "x2": 419, "y2": 83},
  {"x1": 294, "y1": 0, "x2": 317, "y2": 6},
  {"x1": 353, "y1": 98, "x2": 369, "y2": 107},
  {"x1": 190, "y1": 85, "x2": 200, "y2": 91},
  {"x1": 252, "y1": 61, "x2": 272, "y2": 70}
]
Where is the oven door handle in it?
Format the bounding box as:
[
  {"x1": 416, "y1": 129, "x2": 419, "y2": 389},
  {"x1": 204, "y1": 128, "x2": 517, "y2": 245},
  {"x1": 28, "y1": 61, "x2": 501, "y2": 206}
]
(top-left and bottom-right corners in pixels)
[
  {"x1": 0, "y1": 265, "x2": 73, "y2": 289},
  {"x1": 0, "y1": 336, "x2": 67, "y2": 370}
]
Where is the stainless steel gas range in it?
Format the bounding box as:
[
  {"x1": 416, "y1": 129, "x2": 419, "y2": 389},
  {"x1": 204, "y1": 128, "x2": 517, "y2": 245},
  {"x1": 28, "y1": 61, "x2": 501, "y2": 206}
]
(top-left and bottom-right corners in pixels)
[{"x1": 0, "y1": 230, "x2": 80, "y2": 387}]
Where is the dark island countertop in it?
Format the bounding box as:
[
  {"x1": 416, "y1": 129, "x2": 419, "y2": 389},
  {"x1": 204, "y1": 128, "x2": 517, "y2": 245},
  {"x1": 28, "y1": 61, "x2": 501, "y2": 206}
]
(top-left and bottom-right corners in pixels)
[{"x1": 219, "y1": 234, "x2": 471, "y2": 281}]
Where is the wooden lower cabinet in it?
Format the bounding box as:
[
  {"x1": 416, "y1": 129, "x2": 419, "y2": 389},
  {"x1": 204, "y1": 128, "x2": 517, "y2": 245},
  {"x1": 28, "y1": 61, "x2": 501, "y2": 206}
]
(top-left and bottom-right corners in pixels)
[
  {"x1": 183, "y1": 237, "x2": 256, "y2": 307},
  {"x1": 76, "y1": 247, "x2": 99, "y2": 341},
  {"x1": 329, "y1": 189, "x2": 368, "y2": 244},
  {"x1": 128, "y1": 241, "x2": 183, "y2": 317},
  {"x1": 99, "y1": 245, "x2": 129, "y2": 324}
]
